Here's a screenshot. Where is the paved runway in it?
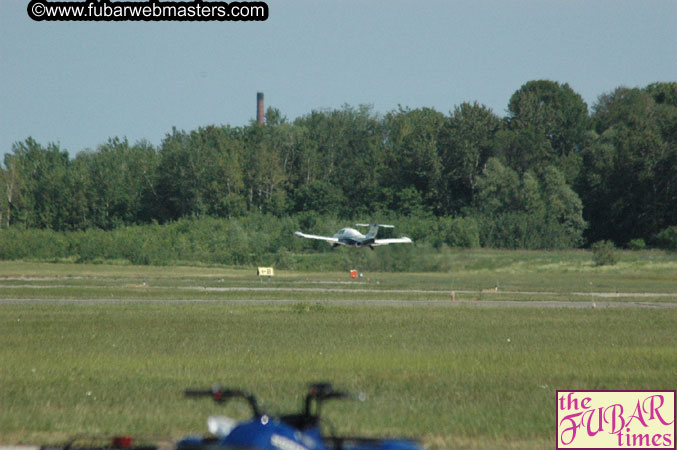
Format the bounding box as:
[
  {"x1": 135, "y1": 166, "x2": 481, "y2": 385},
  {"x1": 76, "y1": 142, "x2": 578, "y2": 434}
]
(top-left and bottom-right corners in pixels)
[
  {"x1": 1, "y1": 282, "x2": 676, "y2": 308},
  {"x1": 1, "y1": 297, "x2": 676, "y2": 309}
]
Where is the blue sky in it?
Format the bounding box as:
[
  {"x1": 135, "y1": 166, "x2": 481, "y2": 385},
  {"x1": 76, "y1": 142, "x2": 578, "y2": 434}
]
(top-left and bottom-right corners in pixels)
[{"x1": 1, "y1": 0, "x2": 675, "y2": 159}]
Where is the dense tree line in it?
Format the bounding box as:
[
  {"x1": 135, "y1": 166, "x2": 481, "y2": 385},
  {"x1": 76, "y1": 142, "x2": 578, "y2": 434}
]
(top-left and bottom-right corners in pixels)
[{"x1": 2, "y1": 80, "x2": 676, "y2": 250}]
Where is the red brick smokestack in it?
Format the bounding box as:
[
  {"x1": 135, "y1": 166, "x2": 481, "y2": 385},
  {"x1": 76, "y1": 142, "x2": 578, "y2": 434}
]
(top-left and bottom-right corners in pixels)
[{"x1": 256, "y1": 92, "x2": 264, "y2": 125}]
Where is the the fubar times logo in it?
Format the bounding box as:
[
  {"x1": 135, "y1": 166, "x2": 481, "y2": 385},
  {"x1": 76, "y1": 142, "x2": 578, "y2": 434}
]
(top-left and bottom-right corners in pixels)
[{"x1": 557, "y1": 390, "x2": 675, "y2": 449}]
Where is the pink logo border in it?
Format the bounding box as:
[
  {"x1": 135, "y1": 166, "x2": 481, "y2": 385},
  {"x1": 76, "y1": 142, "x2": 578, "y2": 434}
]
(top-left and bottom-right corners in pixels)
[{"x1": 556, "y1": 389, "x2": 676, "y2": 450}]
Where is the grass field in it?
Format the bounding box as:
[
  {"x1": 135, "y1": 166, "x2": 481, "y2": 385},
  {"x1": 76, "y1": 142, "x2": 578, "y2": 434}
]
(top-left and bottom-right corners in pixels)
[{"x1": 1, "y1": 250, "x2": 676, "y2": 449}]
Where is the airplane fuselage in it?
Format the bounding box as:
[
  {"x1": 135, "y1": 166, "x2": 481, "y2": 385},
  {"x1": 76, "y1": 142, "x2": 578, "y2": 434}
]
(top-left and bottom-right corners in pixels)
[
  {"x1": 333, "y1": 228, "x2": 375, "y2": 247},
  {"x1": 293, "y1": 223, "x2": 411, "y2": 249}
]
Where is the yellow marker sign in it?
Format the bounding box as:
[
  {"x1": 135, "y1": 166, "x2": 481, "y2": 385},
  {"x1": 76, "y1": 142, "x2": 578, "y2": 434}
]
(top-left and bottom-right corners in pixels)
[{"x1": 257, "y1": 267, "x2": 274, "y2": 277}]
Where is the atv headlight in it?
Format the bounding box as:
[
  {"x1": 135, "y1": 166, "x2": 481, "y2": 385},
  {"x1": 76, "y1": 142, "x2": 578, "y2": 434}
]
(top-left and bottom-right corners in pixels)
[{"x1": 207, "y1": 415, "x2": 237, "y2": 438}]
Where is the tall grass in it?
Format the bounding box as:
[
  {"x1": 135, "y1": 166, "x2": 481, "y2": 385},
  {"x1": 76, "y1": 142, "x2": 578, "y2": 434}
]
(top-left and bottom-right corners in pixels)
[
  {"x1": 0, "y1": 215, "x2": 478, "y2": 270},
  {"x1": 1, "y1": 303, "x2": 675, "y2": 448},
  {"x1": 2, "y1": 249, "x2": 677, "y2": 296},
  {"x1": 1, "y1": 215, "x2": 674, "y2": 272}
]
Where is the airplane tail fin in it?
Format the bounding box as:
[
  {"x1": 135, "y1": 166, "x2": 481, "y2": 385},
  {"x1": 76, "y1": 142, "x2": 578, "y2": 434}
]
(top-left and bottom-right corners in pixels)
[{"x1": 356, "y1": 223, "x2": 394, "y2": 240}]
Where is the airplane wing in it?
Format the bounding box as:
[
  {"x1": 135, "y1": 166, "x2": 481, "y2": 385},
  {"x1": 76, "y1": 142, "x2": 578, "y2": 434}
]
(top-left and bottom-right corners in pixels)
[
  {"x1": 294, "y1": 231, "x2": 339, "y2": 243},
  {"x1": 372, "y1": 237, "x2": 413, "y2": 246},
  {"x1": 356, "y1": 223, "x2": 394, "y2": 228}
]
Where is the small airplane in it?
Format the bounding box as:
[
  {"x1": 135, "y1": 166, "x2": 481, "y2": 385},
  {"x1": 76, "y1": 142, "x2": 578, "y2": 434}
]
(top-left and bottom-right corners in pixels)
[{"x1": 294, "y1": 224, "x2": 412, "y2": 250}]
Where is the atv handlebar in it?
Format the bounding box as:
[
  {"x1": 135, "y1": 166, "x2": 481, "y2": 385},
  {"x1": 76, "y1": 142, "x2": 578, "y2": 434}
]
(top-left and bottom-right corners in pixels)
[
  {"x1": 184, "y1": 382, "x2": 362, "y2": 423},
  {"x1": 304, "y1": 383, "x2": 363, "y2": 418},
  {"x1": 184, "y1": 388, "x2": 215, "y2": 397},
  {"x1": 184, "y1": 386, "x2": 263, "y2": 418}
]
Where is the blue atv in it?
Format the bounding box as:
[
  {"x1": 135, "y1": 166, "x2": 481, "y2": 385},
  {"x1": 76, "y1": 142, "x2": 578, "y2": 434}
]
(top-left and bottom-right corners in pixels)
[{"x1": 177, "y1": 382, "x2": 424, "y2": 450}]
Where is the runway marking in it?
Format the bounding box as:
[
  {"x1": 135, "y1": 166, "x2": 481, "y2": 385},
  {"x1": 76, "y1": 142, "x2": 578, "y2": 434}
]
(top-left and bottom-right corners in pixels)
[
  {"x1": 0, "y1": 298, "x2": 675, "y2": 308},
  {"x1": 2, "y1": 284, "x2": 676, "y2": 298},
  {"x1": 180, "y1": 286, "x2": 677, "y2": 298}
]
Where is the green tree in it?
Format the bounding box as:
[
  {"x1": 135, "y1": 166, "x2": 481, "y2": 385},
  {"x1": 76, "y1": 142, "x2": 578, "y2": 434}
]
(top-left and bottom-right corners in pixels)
[
  {"x1": 540, "y1": 166, "x2": 586, "y2": 246},
  {"x1": 8, "y1": 138, "x2": 72, "y2": 230},
  {"x1": 580, "y1": 86, "x2": 676, "y2": 244},
  {"x1": 291, "y1": 180, "x2": 345, "y2": 215},
  {"x1": 294, "y1": 105, "x2": 383, "y2": 216},
  {"x1": 382, "y1": 107, "x2": 444, "y2": 213},
  {"x1": 156, "y1": 126, "x2": 245, "y2": 221},
  {"x1": 474, "y1": 159, "x2": 585, "y2": 248},
  {"x1": 73, "y1": 138, "x2": 159, "y2": 229},
  {"x1": 1, "y1": 154, "x2": 24, "y2": 228},
  {"x1": 242, "y1": 123, "x2": 288, "y2": 214},
  {"x1": 504, "y1": 80, "x2": 591, "y2": 181},
  {"x1": 494, "y1": 126, "x2": 554, "y2": 175},
  {"x1": 474, "y1": 158, "x2": 522, "y2": 215},
  {"x1": 437, "y1": 102, "x2": 501, "y2": 213}
]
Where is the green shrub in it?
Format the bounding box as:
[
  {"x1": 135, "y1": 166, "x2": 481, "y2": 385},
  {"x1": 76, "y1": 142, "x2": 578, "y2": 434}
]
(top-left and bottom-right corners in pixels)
[
  {"x1": 0, "y1": 212, "x2": 600, "y2": 268},
  {"x1": 0, "y1": 228, "x2": 69, "y2": 260},
  {"x1": 655, "y1": 226, "x2": 677, "y2": 251},
  {"x1": 627, "y1": 238, "x2": 646, "y2": 250},
  {"x1": 437, "y1": 217, "x2": 480, "y2": 248},
  {"x1": 591, "y1": 240, "x2": 619, "y2": 266}
]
